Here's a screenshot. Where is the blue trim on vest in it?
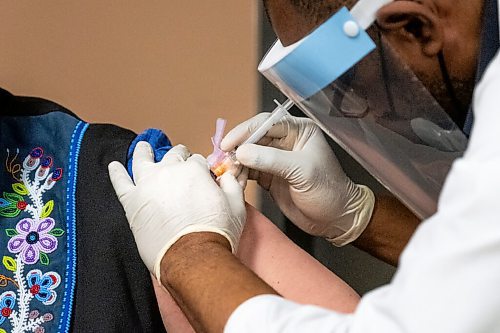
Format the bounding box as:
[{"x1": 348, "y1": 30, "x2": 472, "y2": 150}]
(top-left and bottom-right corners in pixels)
[
  {"x1": 58, "y1": 121, "x2": 89, "y2": 332},
  {"x1": 127, "y1": 129, "x2": 173, "y2": 179}
]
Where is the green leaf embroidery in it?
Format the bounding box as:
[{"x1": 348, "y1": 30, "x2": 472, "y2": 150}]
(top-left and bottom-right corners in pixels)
[
  {"x1": 5, "y1": 229, "x2": 18, "y2": 237},
  {"x1": 0, "y1": 206, "x2": 20, "y2": 218},
  {"x1": 0, "y1": 327, "x2": 7, "y2": 333},
  {"x1": 41, "y1": 200, "x2": 54, "y2": 218},
  {"x1": 2, "y1": 256, "x2": 16, "y2": 272},
  {"x1": 4, "y1": 192, "x2": 23, "y2": 203},
  {"x1": 39, "y1": 252, "x2": 50, "y2": 266},
  {"x1": 49, "y1": 228, "x2": 65, "y2": 237},
  {"x1": 12, "y1": 183, "x2": 28, "y2": 196}
]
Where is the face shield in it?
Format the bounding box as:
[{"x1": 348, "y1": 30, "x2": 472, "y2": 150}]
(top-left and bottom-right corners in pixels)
[{"x1": 258, "y1": 0, "x2": 467, "y2": 219}]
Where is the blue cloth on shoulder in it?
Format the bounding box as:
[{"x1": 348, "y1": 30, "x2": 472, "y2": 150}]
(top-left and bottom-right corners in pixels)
[{"x1": 127, "y1": 128, "x2": 173, "y2": 179}]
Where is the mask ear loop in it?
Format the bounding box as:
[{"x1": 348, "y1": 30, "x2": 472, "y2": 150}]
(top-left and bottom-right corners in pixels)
[{"x1": 437, "y1": 50, "x2": 467, "y2": 128}]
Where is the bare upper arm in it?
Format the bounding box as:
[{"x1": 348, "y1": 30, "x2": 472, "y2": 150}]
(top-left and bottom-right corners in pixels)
[{"x1": 153, "y1": 204, "x2": 360, "y2": 332}]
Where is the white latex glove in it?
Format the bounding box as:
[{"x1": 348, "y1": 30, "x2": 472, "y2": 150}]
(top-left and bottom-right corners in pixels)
[
  {"x1": 108, "y1": 142, "x2": 246, "y2": 281},
  {"x1": 221, "y1": 114, "x2": 374, "y2": 246}
]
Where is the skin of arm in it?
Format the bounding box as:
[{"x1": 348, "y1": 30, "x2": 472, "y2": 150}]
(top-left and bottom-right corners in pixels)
[
  {"x1": 354, "y1": 194, "x2": 421, "y2": 266},
  {"x1": 161, "y1": 231, "x2": 275, "y2": 333},
  {"x1": 154, "y1": 205, "x2": 359, "y2": 332}
]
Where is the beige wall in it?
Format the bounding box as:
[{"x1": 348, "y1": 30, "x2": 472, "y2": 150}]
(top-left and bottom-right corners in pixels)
[{"x1": 0, "y1": 1, "x2": 259, "y2": 202}]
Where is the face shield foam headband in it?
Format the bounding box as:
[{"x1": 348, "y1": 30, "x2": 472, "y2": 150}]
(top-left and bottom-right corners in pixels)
[{"x1": 258, "y1": 0, "x2": 468, "y2": 219}]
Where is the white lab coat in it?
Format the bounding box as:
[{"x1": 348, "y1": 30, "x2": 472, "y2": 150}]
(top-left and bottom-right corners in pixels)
[{"x1": 225, "y1": 29, "x2": 500, "y2": 333}]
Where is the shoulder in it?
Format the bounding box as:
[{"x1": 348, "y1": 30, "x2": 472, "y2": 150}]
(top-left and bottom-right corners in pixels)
[
  {"x1": 1, "y1": 87, "x2": 80, "y2": 118},
  {"x1": 82, "y1": 124, "x2": 137, "y2": 164},
  {"x1": 2, "y1": 87, "x2": 172, "y2": 168}
]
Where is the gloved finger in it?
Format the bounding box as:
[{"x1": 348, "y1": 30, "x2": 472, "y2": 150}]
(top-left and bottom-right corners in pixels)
[
  {"x1": 161, "y1": 144, "x2": 190, "y2": 165},
  {"x1": 254, "y1": 136, "x2": 273, "y2": 147},
  {"x1": 220, "y1": 113, "x2": 271, "y2": 151},
  {"x1": 236, "y1": 143, "x2": 297, "y2": 182},
  {"x1": 108, "y1": 161, "x2": 135, "y2": 201},
  {"x1": 263, "y1": 115, "x2": 304, "y2": 139},
  {"x1": 223, "y1": 161, "x2": 243, "y2": 179},
  {"x1": 219, "y1": 173, "x2": 246, "y2": 216},
  {"x1": 187, "y1": 153, "x2": 210, "y2": 169},
  {"x1": 133, "y1": 141, "x2": 154, "y2": 180},
  {"x1": 247, "y1": 162, "x2": 272, "y2": 189},
  {"x1": 236, "y1": 166, "x2": 249, "y2": 188}
]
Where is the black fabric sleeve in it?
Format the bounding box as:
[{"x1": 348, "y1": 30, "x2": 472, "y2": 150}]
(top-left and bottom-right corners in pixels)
[{"x1": 71, "y1": 124, "x2": 166, "y2": 332}]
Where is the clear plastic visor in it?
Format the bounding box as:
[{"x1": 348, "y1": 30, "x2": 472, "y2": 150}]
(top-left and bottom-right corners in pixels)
[{"x1": 260, "y1": 25, "x2": 467, "y2": 219}]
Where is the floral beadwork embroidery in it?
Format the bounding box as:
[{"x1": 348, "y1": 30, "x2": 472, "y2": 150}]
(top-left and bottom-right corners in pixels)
[
  {"x1": 0, "y1": 147, "x2": 65, "y2": 333},
  {"x1": 7, "y1": 218, "x2": 58, "y2": 265},
  {"x1": 0, "y1": 292, "x2": 15, "y2": 325},
  {"x1": 26, "y1": 270, "x2": 60, "y2": 306}
]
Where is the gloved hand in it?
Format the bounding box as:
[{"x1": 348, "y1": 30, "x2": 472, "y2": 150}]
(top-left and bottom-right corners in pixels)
[
  {"x1": 108, "y1": 142, "x2": 246, "y2": 281},
  {"x1": 221, "y1": 114, "x2": 374, "y2": 246}
]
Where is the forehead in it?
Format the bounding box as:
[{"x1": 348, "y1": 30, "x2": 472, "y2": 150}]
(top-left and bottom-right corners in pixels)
[{"x1": 264, "y1": 0, "x2": 347, "y2": 46}]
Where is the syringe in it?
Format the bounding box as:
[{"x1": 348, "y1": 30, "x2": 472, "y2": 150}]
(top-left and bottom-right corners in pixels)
[
  {"x1": 242, "y1": 98, "x2": 294, "y2": 145},
  {"x1": 210, "y1": 98, "x2": 294, "y2": 177}
]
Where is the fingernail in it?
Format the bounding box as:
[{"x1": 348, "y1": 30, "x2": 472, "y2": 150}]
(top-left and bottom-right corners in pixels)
[
  {"x1": 108, "y1": 161, "x2": 119, "y2": 170},
  {"x1": 139, "y1": 141, "x2": 154, "y2": 157}
]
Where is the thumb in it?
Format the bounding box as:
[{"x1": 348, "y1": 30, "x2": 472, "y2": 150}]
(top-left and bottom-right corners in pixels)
[
  {"x1": 218, "y1": 173, "x2": 246, "y2": 217},
  {"x1": 108, "y1": 161, "x2": 135, "y2": 203},
  {"x1": 236, "y1": 144, "x2": 298, "y2": 181},
  {"x1": 220, "y1": 113, "x2": 271, "y2": 151},
  {"x1": 132, "y1": 141, "x2": 154, "y2": 182}
]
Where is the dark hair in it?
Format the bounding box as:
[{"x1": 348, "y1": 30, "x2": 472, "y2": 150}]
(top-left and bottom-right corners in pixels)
[{"x1": 287, "y1": 0, "x2": 357, "y2": 23}]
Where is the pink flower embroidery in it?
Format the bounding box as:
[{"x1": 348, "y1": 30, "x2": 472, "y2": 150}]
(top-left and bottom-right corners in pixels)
[{"x1": 7, "y1": 218, "x2": 58, "y2": 264}]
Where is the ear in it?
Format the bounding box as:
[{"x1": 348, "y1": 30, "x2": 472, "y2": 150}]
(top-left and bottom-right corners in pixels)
[{"x1": 376, "y1": 1, "x2": 444, "y2": 57}]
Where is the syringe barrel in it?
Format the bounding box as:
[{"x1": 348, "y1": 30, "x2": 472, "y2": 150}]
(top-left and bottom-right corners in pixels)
[{"x1": 243, "y1": 98, "x2": 293, "y2": 145}]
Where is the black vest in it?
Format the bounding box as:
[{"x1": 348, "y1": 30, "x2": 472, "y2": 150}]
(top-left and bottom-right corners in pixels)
[{"x1": 0, "y1": 88, "x2": 166, "y2": 332}]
